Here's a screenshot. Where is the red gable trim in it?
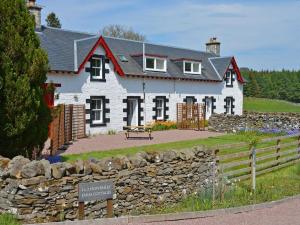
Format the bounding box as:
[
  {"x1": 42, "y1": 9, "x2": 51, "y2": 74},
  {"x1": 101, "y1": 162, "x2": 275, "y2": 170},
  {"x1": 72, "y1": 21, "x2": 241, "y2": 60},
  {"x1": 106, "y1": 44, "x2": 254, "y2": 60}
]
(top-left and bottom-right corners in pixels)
[
  {"x1": 77, "y1": 36, "x2": 125, "y2": 76},
  {"x1": 223, "y1": 57, "x2": 244, "y2": 84},
  {"x1": 231, "y1": 57, "x2": 244, "y2": 83}
]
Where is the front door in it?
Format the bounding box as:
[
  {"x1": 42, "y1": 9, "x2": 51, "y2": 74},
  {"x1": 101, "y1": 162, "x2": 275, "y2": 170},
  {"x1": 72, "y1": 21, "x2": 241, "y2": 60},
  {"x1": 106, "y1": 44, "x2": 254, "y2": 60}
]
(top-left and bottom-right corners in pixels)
[
  {"x1": 205, "y1": 98, "x2": 212, "y2": 119},
  {"x1": 128, "y1": 99, "x2": 138, "y2": 126}
]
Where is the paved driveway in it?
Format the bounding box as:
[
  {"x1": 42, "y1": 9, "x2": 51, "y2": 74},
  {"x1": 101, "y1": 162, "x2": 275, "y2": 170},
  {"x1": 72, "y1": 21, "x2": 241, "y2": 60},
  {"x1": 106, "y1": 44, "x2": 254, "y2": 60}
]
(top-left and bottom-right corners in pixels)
[
  {"x1": 134, "y1": 197, "x2": 300, "y2": 225},
  {"x1": 62, "y1": 130, "x2": 223, "y2": 155}
]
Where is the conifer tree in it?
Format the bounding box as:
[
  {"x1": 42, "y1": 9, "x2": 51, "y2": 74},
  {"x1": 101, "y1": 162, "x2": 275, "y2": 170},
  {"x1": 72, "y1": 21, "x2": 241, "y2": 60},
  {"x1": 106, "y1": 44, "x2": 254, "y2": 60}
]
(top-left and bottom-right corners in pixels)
[
  {"x1": 0, "y1": 0, "x2": 51, "y2": 158},
  {"x1": 46, "y1": 12, "x2": 62, "y2": 28}
]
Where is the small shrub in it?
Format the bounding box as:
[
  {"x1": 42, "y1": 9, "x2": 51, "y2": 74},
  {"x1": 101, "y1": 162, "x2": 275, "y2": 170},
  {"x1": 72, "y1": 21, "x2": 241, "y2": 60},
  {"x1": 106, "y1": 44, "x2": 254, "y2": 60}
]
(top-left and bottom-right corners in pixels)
[
  {"x1": 151, "y1": 121, "x2": 177, "y2": 131},
  {"x1": 0, "y1": 214, "x2": 20, "y2": 225},
  {"x1": 107, "y1": 130, "x2": 117, "y2": 135}
]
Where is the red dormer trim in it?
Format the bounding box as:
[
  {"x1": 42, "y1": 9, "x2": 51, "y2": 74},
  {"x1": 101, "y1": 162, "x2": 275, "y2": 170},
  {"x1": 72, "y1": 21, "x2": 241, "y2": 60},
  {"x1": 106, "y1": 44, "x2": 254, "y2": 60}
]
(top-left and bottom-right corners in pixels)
[
  {"x1": 131, "y1": 53, "x2": 168, "y2": 58},
  {"x1": 77, "y1": 36, "x2": 125, "y2": 76},
  {"x1": 224, "y1": 57, "x2": 244, "y2": 83},
  {"x1": 231, "y1": 57, "x2": 244, "y2": 83}
]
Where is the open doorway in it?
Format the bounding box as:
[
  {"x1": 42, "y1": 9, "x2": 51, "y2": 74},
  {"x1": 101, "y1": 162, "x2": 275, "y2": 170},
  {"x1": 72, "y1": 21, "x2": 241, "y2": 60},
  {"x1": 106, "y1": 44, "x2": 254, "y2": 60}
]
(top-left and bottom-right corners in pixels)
[{"x1": 128, "y1": 98, "x2": 139, "y2": 126}]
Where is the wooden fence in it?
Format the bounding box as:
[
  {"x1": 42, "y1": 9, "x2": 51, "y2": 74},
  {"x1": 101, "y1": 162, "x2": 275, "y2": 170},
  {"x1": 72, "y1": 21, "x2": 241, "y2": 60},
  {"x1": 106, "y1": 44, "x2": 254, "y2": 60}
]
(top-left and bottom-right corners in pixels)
[
  {"x1": 49, "y1": 104, "x2": 86, "y2": 155},
  {"x1": 177, "y1": 103, "x2": 205, "y2": 130},
  {"x1": 214, "y1": 133, "x2": 300, "y2": 190}
]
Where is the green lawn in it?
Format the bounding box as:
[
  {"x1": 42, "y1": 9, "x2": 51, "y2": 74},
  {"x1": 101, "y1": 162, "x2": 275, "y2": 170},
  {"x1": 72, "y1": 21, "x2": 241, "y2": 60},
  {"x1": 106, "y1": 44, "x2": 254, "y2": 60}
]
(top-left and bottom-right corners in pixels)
[
  {"x1": 144, "y1": 162, "x2": 300, "y2": 215},
  {"x1": 62, "y1": 134, "x2": 241, "y2": 162},
  {"x1": 63, "y1": 132, "x2": 280, "y2": 162},
  {"x1": 244, "y1": 97, "x2": 300, "y2": 113}
]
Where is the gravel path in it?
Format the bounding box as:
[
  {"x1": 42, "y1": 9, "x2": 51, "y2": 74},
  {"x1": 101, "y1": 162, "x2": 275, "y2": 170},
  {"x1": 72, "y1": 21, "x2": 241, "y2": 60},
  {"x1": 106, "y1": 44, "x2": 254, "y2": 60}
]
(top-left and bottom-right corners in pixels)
[
  {"x1": 133, "y1": 197, "x2": 300, "y2": 225},
  {"x1": 62, "y1": 130, "x2": 223, "y2": 155}
]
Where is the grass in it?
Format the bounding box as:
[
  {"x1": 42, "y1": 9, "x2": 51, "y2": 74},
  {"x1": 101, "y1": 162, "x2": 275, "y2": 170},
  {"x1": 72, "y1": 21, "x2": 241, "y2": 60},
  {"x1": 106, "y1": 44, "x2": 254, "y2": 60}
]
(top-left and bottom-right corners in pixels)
[
  {"x1": 62, "y1": 134, "x2": 240, "y2": 161},
  {"x1": 244, "y1": 97, "x2": 300, "y2": 113},
  {"x1": 62, "y1": 132, "x2": 285, "y2": 162},
  {"x1": 144, "y1": 162, "x2": 300, "y2": 214},
  {"x1": 0, "y1": 214, "x2": 20, "y2": 225}
]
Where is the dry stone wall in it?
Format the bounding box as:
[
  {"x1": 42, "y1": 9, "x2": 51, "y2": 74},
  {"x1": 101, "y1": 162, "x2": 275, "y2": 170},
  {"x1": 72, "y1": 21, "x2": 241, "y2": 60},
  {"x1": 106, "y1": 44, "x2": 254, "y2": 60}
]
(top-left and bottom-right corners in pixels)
[
  {"x1": 0, "y1": 147, "x2": 215, "y2": 224},
  {"x1": 209, "y1": 112, "x2": 300, "y2": 133}
]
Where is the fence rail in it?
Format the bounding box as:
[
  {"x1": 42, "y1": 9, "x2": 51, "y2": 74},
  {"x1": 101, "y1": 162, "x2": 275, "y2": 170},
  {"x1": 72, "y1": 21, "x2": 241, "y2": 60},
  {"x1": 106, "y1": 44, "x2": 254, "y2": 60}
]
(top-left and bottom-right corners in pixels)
[{"x1": 214, "y1": 132, "x2": 300, "y2": 190}]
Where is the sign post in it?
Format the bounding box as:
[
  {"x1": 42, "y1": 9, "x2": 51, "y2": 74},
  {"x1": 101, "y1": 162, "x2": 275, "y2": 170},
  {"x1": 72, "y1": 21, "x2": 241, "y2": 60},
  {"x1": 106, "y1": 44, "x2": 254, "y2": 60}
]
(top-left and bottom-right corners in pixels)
[{"x1": 78, "y1": 180, "x2": 114, "y2": 220}]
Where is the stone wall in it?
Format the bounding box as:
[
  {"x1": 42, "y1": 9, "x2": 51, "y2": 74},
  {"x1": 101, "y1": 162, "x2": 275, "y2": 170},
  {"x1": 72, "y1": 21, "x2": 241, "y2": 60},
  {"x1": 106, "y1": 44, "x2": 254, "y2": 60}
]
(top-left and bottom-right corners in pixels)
[
  {"x1": 209, "y1": 112, "x2": 300, "y2": 133},
  {"x1": 0, "y1": 147, "x2": 215, "y2": 224}
]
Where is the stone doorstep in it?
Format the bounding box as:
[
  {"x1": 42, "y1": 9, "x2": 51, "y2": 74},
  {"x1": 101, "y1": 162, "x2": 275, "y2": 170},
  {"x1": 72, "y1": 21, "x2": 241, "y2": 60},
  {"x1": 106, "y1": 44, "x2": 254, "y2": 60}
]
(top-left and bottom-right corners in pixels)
[{"x1": 27, "y1": 194, "x2": 300, "y2": 225}]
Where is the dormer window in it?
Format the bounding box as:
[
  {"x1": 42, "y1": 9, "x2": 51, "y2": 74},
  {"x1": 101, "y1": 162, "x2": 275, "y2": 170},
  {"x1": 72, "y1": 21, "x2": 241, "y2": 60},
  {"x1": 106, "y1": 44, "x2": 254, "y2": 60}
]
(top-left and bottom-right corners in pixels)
[
  {"x1": 184, "y1": 61, "x2": 201, "y2": 74},
  {"x1": 91, "y1": 56, "x2": 103, "y2": 79},
  {"x1": 225, "y1": 70, "x2": 234, "y2": 87},
  {"x1": 145, "y1": 57, "x2": 167, "y2": 72}
]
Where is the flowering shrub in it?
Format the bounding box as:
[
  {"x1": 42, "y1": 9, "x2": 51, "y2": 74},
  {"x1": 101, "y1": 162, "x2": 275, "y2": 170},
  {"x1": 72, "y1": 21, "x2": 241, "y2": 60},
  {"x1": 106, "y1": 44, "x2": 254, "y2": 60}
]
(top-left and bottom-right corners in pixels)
[
  {"x1": 238, "y1": 127, "x2": 299, "y2": 136},
  {"x1": 46, "y1": 155, "x2": 62, "y2": 164},
  {"x1": 150, "y1": 121, "x2": 177, "y2": 131}
]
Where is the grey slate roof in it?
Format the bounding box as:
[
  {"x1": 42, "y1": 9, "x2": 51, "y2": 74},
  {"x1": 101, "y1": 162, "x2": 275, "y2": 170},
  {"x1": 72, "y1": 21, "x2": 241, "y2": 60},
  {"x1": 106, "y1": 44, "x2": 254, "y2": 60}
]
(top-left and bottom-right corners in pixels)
[
  {"x1": 37, "y1": 26, "x2": 233, "y2": 81},
  {"x1": 37, "y1": 26, "x2": 94, "y2": 71}
]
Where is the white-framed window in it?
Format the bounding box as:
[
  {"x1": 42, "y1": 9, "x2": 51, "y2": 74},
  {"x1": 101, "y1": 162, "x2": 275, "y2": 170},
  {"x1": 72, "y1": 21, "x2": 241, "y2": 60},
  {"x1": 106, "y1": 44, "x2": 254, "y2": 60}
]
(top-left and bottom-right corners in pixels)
[
  {"x1": 225, "y1": 70, "x2": 234, "y2": 86},
  {"x1": 91, "y1": 57, "x2": 103, "y2": 79},
  {"x1": 225, "y1": 98, "x2": 232, "y2": 114},
  {"x1": 91, "y1": 98, "x2": 103, "y2": 124},
  {"x1": 184, "y1": 61, "x2": 201, "y2": 74},
  {"x1": 156, "y1": 98, "x2": 164, "y2": 120},
  {"x1": 145, "y1": 57, "x2": 167, "y2": 72}
]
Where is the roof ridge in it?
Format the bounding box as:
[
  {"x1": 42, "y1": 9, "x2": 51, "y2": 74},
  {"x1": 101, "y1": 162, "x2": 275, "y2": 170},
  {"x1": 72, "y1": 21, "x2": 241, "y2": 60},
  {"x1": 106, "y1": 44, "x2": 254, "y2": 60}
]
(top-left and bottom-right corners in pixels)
[
  {"x1": 209, "y1": 56, "x2": 233, "y2": 60},
  {"x1": 75, "y1": 35, "x2": 100, "y2": 43},
  {"x1": 42, "y1": 26, "x2": 96, "y2": 36},
  {"x1": 103, "y1": 36, "x2": 217, "y2": 56}
]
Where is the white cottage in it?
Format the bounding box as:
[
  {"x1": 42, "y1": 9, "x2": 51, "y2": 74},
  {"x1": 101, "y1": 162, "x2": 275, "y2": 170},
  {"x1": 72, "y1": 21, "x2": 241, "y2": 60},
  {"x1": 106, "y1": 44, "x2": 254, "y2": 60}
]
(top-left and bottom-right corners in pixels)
[{"x1": 29, "y1": 0, "x2": 245, "y2": 135}]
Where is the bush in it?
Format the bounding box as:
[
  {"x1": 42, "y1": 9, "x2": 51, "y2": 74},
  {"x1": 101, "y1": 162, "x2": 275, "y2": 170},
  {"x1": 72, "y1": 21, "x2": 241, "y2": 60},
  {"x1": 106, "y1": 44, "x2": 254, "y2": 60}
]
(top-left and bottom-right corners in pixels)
[
  {"x1": 0, "y1": 0, "x2": 50, "y2": 158},
  {"x1": 151, "y1": 121, "x2": 177, "y2": 131},
  {"x1": 0, "y1": 214, "x2": 20, "y2": 225}
]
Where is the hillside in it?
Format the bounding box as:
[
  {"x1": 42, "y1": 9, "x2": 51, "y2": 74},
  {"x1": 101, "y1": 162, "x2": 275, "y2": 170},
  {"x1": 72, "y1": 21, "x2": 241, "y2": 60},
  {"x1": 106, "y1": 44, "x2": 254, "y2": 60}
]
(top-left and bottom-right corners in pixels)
[
  {"x1": 244, "y1": 97, "x2": 300, "y2": 113},
  {"x1": 242, "y1": 70, "x2": 300, "y2": 103}
]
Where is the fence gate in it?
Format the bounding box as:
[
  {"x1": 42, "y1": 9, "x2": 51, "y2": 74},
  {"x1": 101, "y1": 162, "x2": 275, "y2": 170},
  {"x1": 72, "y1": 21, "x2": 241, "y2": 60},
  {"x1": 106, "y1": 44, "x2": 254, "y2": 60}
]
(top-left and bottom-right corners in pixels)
[
  {"x1": 49, "y1": 104, "x2": 86, "y2": 155},
  {"x1": 177, "y1": 103, "x2": 206, "y2": 130}
]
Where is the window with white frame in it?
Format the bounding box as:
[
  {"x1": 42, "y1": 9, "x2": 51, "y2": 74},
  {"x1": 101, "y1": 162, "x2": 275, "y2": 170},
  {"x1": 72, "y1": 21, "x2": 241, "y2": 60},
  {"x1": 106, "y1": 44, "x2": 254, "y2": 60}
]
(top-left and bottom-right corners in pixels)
[
  {"x1": 91, "y1": 57, "x2": 103, "y2": 79},
  {"x1": 145, "y1": 57, "x2": 167, "y2": 72},
  {"x1": 156, "y1": 98, "x2": 164, "y2": 120},
  {"x1": 225, "y1": 98, "x2": 232, "y2": 114},
  {"x1": 91, "y1": 98, "x2": 103, "y2": 124},
  {"x1": 184, "y1": 61, "x2": 201, "y2": 74},
  {"x1": 225, "y1": 70, "x2": 234, "y2": 87}
]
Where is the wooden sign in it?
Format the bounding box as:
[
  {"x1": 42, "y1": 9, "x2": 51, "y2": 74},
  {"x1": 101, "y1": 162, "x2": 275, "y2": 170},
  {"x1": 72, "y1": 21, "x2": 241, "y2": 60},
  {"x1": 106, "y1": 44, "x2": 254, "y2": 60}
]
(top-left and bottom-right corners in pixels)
[
  {"x1": 78, "y1": 180, "x2": 114, "y2": 220},
  {"x1": 79, "y1": 181, "x2": 114, "y2": 202}
]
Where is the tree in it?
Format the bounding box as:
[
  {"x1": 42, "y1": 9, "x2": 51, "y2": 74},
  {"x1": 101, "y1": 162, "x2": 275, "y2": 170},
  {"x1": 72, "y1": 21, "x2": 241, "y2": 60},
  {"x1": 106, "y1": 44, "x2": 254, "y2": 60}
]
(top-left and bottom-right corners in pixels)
[
  {"x1": 101, "y1": 24, "x2": 146, "y2": 41},
  {"x1": 46, "y1": 12, "x2": 62, "y2": 28},
  {"x1": 0, "y1": 0, "x2": 51, "y2": 158}
]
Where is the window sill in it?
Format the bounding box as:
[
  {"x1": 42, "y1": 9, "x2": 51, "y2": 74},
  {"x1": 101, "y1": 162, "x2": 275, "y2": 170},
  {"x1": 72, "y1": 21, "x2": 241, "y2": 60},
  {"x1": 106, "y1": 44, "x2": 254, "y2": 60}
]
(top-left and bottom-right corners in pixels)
[
  {"x1": 91, "y1": 77, "x2": 106, "y2": 82},
  {"x1": 90, "y1": 122, "x2": 107, "y2": 127}
]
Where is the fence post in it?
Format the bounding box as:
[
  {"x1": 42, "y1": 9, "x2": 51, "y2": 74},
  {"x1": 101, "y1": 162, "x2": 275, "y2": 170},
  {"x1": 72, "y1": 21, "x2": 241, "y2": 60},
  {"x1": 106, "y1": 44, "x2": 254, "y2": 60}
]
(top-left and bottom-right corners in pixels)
[
  {"x1": 251, "y1": 146, "x2": 256, "y2": 191},
  {"x1": 298, "y1": 134, "x2": 300, "y2": 157},
  {"x1": 212, "y1": 149, "x2": 219, "y2": 206},
  {"x1": 276, "y1": 139, "x2": 281, "y2": 165}
]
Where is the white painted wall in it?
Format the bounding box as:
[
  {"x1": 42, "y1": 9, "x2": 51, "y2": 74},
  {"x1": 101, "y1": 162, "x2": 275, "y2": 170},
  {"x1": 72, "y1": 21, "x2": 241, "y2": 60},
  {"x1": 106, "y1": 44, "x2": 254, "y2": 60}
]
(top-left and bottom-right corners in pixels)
[{"x1": 47, "y1": 45, "x2": 244, "y2": 135}]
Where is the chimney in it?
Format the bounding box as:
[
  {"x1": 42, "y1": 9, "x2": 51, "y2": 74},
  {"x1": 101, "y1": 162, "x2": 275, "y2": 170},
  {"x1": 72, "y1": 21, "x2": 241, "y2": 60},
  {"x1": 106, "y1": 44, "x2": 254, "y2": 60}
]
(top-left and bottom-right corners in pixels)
[
  {"x1": 206, "y1": 37, "x2": 221, "y2": 56},
  {"x1": 26, "y1": 0, "x2": 42, "y2": 30}
]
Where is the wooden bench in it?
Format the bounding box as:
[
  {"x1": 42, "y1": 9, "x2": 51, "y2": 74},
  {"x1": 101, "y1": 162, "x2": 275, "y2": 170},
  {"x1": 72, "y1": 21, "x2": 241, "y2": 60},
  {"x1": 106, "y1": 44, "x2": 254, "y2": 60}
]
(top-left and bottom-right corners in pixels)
[{"x1": 124, "y1": 126, "x2": 152, "y2": 140}]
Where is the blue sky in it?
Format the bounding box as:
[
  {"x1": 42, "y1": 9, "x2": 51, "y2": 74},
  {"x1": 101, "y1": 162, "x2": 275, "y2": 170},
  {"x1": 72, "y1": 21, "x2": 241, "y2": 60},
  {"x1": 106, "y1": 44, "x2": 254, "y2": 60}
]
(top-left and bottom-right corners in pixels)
[{"x1": 39, "y1": 0, "x2": 300, "y2": 70}]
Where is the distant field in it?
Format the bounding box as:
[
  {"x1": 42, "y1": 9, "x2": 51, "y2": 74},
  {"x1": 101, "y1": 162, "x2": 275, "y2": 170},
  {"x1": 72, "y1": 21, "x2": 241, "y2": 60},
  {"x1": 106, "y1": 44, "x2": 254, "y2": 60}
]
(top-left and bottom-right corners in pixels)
[{"x1": 244, "y1": 97, "x2": 300, "y2": 113}]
